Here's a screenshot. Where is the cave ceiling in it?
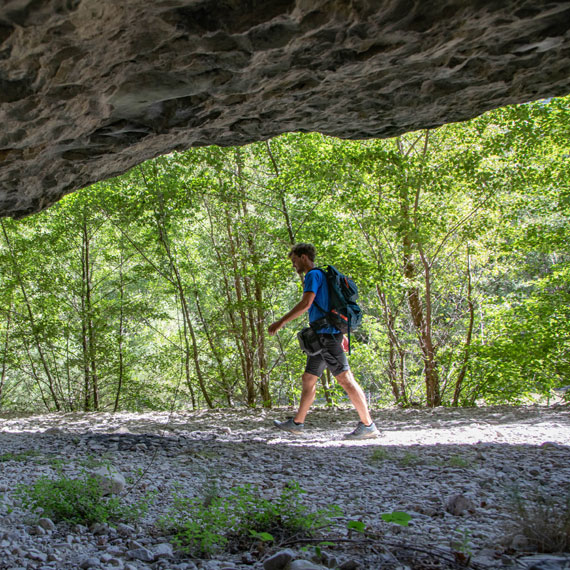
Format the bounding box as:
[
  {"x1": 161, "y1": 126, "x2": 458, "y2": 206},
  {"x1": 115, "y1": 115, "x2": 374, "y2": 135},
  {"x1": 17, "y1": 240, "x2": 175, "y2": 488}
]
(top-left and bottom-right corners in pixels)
[{"x1": 1, "y1": 0, "x2": 569, "y2": 218}]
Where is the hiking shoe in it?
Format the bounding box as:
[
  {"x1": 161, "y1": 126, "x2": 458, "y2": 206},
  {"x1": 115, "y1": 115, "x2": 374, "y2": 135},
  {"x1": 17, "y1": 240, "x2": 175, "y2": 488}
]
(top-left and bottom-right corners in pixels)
[
  {"x1": 344, "y1": 421, "x2": 380, "y2": 440},
  {"x1": 274, "y1": 418, "x2": 304, "y2": 435}
]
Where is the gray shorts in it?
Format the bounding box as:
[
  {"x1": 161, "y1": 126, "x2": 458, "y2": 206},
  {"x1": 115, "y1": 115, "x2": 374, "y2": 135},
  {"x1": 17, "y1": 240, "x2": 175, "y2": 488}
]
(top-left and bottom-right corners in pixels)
[{"x1": 304, "y1": 333, "x2": 350, "y2": 377}]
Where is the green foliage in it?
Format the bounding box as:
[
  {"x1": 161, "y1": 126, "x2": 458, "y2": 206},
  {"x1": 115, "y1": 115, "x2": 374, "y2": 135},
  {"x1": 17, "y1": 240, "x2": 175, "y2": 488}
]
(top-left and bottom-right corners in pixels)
[
  {"x1": 450, "y1": 527, "x2": 473, "y2": 564},
  {"x1": 399, "y1": 451, "x2": 425, "y2": 467},
  {"x1": 445, "y1": 455, "x2": 473, "y2": 469},
  {"x1": 0, "y1": 450, "x2": 40, "y2": 462},
  {"x1": 381, "y1": 511, "x2": 412, "y2": 527},
  {"x1": 15, "y1": 471, "x2": 149, "y2": 526},
  {"x1": 161, "y1": 480, "x2": 342, "y2": 557},
  {"x1": 346, "y1": 520, "x2": 367, "y2": 533},
  {"x1": 0, "y1": 95, "x2": 568, "y2": 410},
  {"x1": 470, "y1": 262, "x2": 570, "y2": 404},
  {"x1": 248, "y1": 530, "x2": 274, "y2": 543},
  {"x1": 369, "y1": 447, "x2": 391, "y2": 462}
]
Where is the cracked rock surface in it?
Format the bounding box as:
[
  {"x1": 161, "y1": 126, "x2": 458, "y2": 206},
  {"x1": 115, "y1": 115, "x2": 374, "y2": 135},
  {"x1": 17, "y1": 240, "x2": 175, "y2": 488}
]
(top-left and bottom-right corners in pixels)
[
  {"x1": 1, "y1": 0, "x2": 569, "y2": 218},
  {"x1": 1, "y1": 405, "x2": 569, "y2": 569}
]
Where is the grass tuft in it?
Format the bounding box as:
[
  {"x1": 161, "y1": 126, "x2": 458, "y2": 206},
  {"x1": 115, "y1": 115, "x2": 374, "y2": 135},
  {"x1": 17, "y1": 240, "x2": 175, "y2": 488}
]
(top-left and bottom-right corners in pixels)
[{"x1": 510, "y1": 488, "x2": 570, "y2": 553}]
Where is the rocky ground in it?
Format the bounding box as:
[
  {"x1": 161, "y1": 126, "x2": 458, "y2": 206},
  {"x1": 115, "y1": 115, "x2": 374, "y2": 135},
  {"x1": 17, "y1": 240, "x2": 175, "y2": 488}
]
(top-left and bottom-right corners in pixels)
[{"x1": 1, "y1": 405, "x2": 570, "y2": 570}]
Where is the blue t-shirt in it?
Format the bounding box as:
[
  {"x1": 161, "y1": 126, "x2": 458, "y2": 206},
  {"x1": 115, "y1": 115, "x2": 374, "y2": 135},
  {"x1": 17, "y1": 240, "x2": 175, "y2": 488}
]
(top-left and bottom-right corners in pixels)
[{"x1": 304, "y1": 269, "x2": 339, "y2": 334}]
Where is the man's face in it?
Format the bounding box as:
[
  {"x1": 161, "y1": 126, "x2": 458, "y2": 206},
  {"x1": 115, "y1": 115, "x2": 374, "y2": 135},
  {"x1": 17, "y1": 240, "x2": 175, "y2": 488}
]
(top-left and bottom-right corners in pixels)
[{"x1": 290, "y1": 253, "x2": 307, "y2": 274}]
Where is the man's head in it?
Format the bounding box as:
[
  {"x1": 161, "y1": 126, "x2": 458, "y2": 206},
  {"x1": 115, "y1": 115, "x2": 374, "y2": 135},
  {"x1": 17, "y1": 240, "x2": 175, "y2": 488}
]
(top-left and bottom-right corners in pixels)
[
  {"x1": 288, "y1": 243, "x2": 316, "y2": 274},
  {"x1": 289, "y1": 243, "x2": 316, "y2": 261}
]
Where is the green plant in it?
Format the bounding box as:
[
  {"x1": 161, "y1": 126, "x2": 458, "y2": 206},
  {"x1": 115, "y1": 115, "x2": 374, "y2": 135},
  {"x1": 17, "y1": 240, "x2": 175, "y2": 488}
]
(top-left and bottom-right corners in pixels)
[
  {"x1": 369, "y1": 447, "x2": 391, "y2": 462},
  {"x1": 509, "y1": 489, "x2": 570, "y2": 553},
  {"x1": 347, "y1": 520, "x2": 367, "y2": 533},
  {"x1": 450, "y1": 527, "x2": 473, "y2": 565},
  {"x1": 399, "y1": 451, "x2": 424, "y2": 467},
  {"x1": 47, "y1": 457, "x2": 66, "y2": 470},
  {"x1": 249, "y1": 530, "x2": 274, "y2": 543},
  {"x1": 161, "y1": 480, "x2": 342, "y2": 557},
  {"x1": 301, "y1": 541, "x2": 336, "y2": 560},
  {"x1": 79, "y1": 454, "x2": 110, "y2": 470},
  {"x1": 446, "y1": 455, "x2": 473, "y2": 469},
  {"x1": 370, "y1": 448, "x2": 429, "y2": 467},
  {"x1": 0, "y1": 450, "x2": 40, "y2": 462},
  {"x1": 15, "y1": 470, "x2": 149, "y2": 526},
  {"x1": 381, "y1": 511, "x2": 412, "y2": 527}
]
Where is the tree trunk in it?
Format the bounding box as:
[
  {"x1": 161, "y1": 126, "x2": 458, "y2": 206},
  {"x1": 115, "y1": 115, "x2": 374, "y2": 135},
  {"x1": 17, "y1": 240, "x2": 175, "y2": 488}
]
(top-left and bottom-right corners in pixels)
[
  {"x1": 0, "y1": 296, "x2": 12, "y2": 409},
  {"x1": 181, "y1": 313, "x2": 197, "y2": 409},
  {"x1": 255, "y1": 278, "x2": 271, "y2": 407},
  {"x1": 224, "y1": 208, "x2": 256, "y2": 406},
  {"x1": 193, "y1": 288, "x2": 232, "y2": 401},
  {"x1": 162, "y1": 234, "x2": 212, "y2": 408},
  {"x1": 417, "y1": 251, "x2": 441, "y2": 407},
  {"x1": 398, "y1": 134, "x2": 441, "y2": 407},
  {"x1": 453, "y1": 245, "x2": 475, "y2": 406},
  {"x1": 322, "y1": 370, "x2": 334, "y2": 406},
  {"x1": 80, "y1": 216, "x2": 99, "y2": 411},
  {"x1": 265, "y1": 140, "x2": 295, "y2": 244},
  {"x1": 203, "y1": 197, "x2": 245, "y2": 404},
  {"x1": 377, "y1": 285, "x2": 408, "y2": 404},
  {"x1": 149, "y1": 177, "x2": 214, "y2": 409},
  {"x1": 114, "y1": 247, "x2": 126, "y2": 412},
  {"x1": 1, "y1": 221, "x2": 60, "y2": 411},
  {"x1": 181, "y1": 289, "x2": 213, "y2": 408}
]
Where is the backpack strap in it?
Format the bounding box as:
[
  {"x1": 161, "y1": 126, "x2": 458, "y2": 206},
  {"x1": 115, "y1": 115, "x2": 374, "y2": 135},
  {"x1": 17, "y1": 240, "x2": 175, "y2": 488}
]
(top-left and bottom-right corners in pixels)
[
  {"x1": 307, "y1": 267, "x2": 352, "y2": 354},
  {"x1": 306, "y1": 267, "x2": 329, "y2": 319}
]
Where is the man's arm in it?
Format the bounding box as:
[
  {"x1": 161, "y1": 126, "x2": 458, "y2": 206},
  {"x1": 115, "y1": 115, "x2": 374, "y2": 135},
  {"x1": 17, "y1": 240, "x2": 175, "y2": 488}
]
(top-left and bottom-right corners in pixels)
[{"x1": 268, "y1": 291, "x2": 315, "y2": 335}]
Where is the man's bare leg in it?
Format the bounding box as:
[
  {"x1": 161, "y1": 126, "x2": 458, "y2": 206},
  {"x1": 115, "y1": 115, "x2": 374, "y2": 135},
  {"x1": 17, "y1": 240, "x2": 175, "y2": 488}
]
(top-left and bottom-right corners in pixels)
[
  {"x1": 335, "y1": 370, "x2": 373, "y2": 426},
  {"x1": 294, "y1": 372, "x2": 319, "y2": 424}
]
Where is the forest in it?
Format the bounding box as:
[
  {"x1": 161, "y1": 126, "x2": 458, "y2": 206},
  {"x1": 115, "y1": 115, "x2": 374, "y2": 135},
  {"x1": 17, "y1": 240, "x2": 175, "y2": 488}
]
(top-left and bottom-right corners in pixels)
[{"x1": 0, "y1": 96, "x2": 568, "y2": 413}]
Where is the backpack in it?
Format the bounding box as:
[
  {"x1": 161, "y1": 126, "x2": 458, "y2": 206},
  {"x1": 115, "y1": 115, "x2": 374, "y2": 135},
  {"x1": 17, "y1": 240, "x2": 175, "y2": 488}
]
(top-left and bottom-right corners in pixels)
[{"x1": 309, "y1": 265, "x2": 363, "y2": 340}]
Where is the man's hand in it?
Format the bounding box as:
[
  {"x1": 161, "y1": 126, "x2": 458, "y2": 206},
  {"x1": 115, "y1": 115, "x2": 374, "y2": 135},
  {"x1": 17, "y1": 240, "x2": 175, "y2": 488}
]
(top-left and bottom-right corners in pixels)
[
  {"x1": 267, "y1": 291, "x2": 315, "y2": 336},
  {"x1": 268, "y1": 320, "x2": 283, "y2": 336}
]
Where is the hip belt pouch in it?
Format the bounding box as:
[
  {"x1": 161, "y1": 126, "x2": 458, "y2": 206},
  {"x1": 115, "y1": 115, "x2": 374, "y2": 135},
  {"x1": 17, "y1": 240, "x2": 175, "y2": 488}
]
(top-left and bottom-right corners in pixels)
[{"x1": 298, "y1": 327, "x2": 323, "y2": 356}]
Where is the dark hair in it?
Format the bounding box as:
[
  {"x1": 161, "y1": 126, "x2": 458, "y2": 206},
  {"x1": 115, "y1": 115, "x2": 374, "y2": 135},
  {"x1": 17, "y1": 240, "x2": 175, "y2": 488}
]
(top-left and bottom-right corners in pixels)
[{"x1": 289, "y1": 243, "x2": 316, "y2": 262}]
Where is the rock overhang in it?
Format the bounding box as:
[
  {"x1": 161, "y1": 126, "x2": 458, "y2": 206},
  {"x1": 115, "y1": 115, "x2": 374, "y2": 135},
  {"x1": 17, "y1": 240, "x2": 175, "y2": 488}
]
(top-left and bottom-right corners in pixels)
[{"x1": 0, "y1": 0, "x2": 569, "y2": 218}]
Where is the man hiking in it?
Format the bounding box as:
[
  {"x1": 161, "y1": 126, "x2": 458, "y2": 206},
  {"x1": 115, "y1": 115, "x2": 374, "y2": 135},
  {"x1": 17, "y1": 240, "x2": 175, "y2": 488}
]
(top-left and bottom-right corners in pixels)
[{"x1": 268, "y1": 243, "x2": 379, "y2": 440}]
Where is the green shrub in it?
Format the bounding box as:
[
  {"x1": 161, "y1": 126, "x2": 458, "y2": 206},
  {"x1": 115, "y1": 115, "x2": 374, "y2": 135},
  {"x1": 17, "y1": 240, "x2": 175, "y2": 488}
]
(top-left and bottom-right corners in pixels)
[
  {"x1": 15, "y1": 470, "x2": 149, "y2": 526},
  {"x1": 161, "y1": 480, "x2": 342, "y2": 557}
]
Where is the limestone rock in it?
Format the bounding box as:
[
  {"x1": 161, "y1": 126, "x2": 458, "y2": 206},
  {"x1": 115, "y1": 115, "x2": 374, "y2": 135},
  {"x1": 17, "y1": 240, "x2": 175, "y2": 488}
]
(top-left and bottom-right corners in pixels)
[
  {"x1": 263, "y1": 549, "x2": 295, "y2": 570},
  {"x1": 127, "y1": 546, "x2": 154, "y2": 562},
  {"x1": 521, "y1": 555, "x2": 570, "y2": 570},
  {"x1": 80, "y1": 556, "x2": 100, "y2": 569},
  {"x1": 290, "y1": 560, "x2": 328, "y2": 570},
  {"x1": 37, "y1": 518, "x2": 55, "y2": 532},
  {"x1": 445, "y1": 493, "x2": 476, "y2": 516},
  {"x1": 152, "y1": 543, "x2": 174, "y2": 559},
  {"x1": 90, "y1": 465, "x2": 126, "y2": 495},
  {"x1": 0, "y1": 1, "x2": 569, "y2": 218}
]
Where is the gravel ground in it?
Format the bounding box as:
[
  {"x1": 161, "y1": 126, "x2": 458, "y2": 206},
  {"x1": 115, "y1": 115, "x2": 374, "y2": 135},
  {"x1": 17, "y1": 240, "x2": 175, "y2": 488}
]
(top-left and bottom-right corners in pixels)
[{"x1": 1, "y1": 404, "x2": 570, "y2": 570}]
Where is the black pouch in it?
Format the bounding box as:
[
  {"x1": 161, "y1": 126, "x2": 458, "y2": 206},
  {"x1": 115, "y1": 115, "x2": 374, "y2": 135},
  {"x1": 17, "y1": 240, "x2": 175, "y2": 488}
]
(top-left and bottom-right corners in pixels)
[{"x1": 297, "y1": 327, "x2": 323, "y2": 356}]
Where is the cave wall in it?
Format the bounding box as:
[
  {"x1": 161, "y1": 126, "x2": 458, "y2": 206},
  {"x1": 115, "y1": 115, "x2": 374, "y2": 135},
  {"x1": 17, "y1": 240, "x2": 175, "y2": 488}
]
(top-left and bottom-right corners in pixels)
[{"x1": 1, "y1": 0, "x2": 569, "y2": 218}]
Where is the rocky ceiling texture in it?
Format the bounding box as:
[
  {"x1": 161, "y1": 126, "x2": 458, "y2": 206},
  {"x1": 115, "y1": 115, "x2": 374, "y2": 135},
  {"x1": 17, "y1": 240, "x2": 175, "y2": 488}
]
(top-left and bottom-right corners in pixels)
[{"x1": 1, "y1": 1, "x2": 569, "y2": 219}]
